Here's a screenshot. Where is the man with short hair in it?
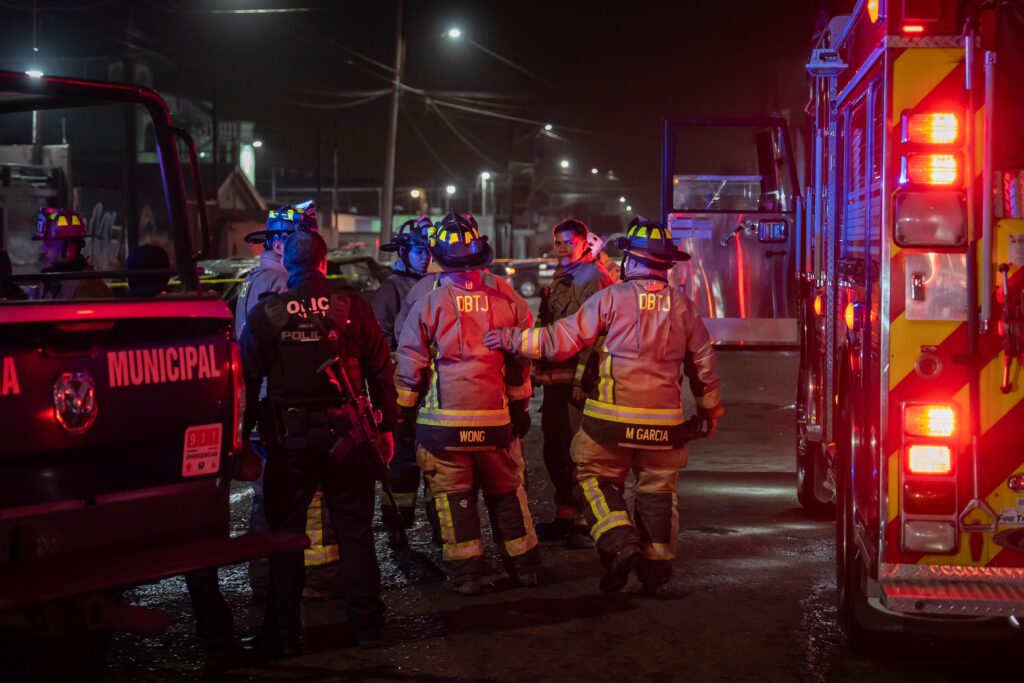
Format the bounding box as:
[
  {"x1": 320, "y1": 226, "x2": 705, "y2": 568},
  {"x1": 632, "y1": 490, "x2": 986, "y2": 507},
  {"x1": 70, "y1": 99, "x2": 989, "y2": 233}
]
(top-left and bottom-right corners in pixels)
[
  {"x1": 534, "y1": 219, "x2": 612, "y2": 547},
  {"x1": 240, "y1": 230, "x2": 396, "y2": 654}
]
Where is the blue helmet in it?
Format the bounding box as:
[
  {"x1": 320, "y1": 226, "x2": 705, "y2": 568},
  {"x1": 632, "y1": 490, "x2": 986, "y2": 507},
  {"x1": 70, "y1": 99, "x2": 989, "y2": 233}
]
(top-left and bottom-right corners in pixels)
[{"x1": 244, "y1": 200, "x2": 318, "y2": 245}]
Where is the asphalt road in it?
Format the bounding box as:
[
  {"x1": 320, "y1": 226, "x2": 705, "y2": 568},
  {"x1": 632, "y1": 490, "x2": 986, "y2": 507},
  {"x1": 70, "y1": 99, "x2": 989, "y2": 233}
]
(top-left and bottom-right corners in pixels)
[{"x1": 98, "y1": 350, "x2": 1015, "y2": 682}]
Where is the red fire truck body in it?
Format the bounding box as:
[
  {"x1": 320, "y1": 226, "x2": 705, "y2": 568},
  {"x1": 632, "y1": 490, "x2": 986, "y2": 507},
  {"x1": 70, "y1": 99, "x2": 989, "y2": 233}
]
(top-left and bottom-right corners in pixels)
[{"x1": 796, "y1": 0, "x2": 1024, "y2": 637}]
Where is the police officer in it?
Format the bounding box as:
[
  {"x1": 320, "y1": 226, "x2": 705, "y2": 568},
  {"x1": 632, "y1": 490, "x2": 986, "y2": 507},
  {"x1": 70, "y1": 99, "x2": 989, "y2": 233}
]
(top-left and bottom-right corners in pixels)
[
  {"x1": 485, "y1": 215, "x2": 723, "y2": 595},
  {"x1": 371, "y1": 215, "x2": 434, "y2": 549},
  {"x1": 33, "y1": 208, "x2": 110, "y2": 299},
  {"x1": 534, "y1": 219, "x2": 612, "y2": 547},
  {"x1": 237, "y1": 201, "x2": 342, "y2": 599},
  {"x1": 240, "y1": 230, "x2": 396, "y2": 654},
  {"x1": 395, "y1": 211, "x2": 539, "y2": 595}
]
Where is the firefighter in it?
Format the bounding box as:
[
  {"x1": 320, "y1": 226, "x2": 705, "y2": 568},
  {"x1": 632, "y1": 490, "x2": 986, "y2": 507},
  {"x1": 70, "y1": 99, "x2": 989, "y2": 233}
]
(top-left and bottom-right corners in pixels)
[
  {"x1": 239, "y1": 230, "x2": 396, "y2": 655},
  {"x1": 371, "y1": 215, "x2": 435, "y2": 549},
  {"x1": 395, "y1": 210, "x2": 540, "y2": 595},
  {"x1": 237, "y1": 201, "x2": 342, "y2": 600},
  {"x1": 534, "y1": 219, "x2": 612, "y2": 547},
  {"x1": 485, "y1": 215, "x2": 724, "y2": 595},
  {"x1": 33, "y1": 208, "x2": 110, "y2": 299}
]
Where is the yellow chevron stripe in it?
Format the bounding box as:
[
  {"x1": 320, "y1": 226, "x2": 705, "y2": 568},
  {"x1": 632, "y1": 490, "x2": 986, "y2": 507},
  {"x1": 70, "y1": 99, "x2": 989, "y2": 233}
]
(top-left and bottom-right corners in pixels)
[
  {"x1": 891, "y1": 48, "x2": 962, "y2": 124},
  {"x1": 888, "y1": 315, "x2": 961, "y2": 390}
]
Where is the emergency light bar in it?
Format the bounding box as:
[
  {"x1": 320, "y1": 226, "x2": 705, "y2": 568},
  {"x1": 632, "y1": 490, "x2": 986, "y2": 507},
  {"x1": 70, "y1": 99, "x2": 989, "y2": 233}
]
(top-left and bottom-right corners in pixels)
[{"x1": 902, "y1": 112, "x2": 959, "y2": 145}]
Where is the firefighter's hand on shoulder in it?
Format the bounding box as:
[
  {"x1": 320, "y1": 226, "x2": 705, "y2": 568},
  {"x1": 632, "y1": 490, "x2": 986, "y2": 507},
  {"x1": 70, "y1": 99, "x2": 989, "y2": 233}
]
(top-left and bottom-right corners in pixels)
[
  {"x1": 376, "y1": 431, "x2": 395, "y2": 465},
  {"x1": 233, "y1": 441, "x2": 264, "y2": 482},
  {"x1": 483, "y1": 327, "x2": 517, "y2": 353},
  {"x1": 510, "y1": 398, "x2": 531, "y2": 438},
  {"x1": 698, "y1": 404, "x2": 725, "y2": 438}
]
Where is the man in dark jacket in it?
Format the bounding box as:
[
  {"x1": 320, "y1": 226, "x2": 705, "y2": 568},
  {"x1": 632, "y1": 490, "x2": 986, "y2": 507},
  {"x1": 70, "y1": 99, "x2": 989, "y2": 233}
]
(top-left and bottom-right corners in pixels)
[
  {"x1": 240, "y1": 230, "x2": 397, "y2": 655},
  {"x1": 534, "y1": 219, "x2": 612, "y2": 547},
  {"x1": 371, "y1": 216, "x2": 435, "y2": 548}
]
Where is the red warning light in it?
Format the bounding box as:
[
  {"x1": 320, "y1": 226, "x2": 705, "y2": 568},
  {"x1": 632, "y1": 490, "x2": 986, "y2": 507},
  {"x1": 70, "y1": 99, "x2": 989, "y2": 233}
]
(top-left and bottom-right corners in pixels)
[{"x1": 901, "y1": 24, "x2": 926, "y2": 34}]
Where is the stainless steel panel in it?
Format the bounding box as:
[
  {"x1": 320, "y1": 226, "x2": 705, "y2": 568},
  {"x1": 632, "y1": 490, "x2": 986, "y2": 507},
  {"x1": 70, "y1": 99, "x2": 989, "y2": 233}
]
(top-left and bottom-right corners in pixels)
[{"x1": 904, "y1": 252, "x2": 969, "y2": 321}]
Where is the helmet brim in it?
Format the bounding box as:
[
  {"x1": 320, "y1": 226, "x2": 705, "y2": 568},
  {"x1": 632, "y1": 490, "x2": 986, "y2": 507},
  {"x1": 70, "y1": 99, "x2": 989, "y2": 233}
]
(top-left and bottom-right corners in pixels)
[
  {"x1": 433, "y1": 241, "x2": 494, "y2": 271},
  {"x1": 243, "y1": 229, "x2": 294, "y2": 244},
  {"x1": 623, "y1": 246, "x2": 691, "y2": 264}
]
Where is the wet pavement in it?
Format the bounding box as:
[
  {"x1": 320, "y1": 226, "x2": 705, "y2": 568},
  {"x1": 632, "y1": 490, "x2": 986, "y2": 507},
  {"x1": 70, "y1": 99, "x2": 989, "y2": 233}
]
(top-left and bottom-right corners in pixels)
[{"x1": 98, "y1": 350, "x2": 1015, "y2": 682}]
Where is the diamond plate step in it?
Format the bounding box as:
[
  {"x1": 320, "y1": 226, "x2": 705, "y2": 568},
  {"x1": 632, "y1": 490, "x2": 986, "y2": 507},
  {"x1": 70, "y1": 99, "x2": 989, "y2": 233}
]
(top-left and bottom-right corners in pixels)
[{"x1": 880, "y1": 563, "x2": 1024, "y2": 617}]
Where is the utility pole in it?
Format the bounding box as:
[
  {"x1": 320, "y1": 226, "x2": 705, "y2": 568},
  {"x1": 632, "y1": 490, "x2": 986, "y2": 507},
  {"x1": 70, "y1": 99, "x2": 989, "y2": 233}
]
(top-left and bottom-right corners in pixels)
[
  {"x1": 380, "y1": 0, "x2": 405, "y2": 245},
  {"x1": 332, "y1": 115, "x2": 339, "y2": 233}
]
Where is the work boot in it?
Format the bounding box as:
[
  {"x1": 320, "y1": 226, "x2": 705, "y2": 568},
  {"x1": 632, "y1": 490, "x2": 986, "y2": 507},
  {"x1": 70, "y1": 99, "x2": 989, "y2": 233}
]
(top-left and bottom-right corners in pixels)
[
  {"x1": 599, "y1": 544, "x2": 642, "y2": 593},
  {"x1": 240, "y1": 632, "x2": 304, "y2": 659},
  {"x1": 637, "y1": 557, "x2": 672, "y2": 596},
  {"x1": 535, "y1": 517, "x2": 574, "y2": 542},
  {"x1": 388, "y1": 526, "x2": 409, "y2": 550},
  {"x1": 512, "y1": 570, "x2": 540, "y2": 587},
  {"x1": 565, "y1": 525, "x2": 595, "y2": 549},
  {"x1": 201, "y1": 641, "x2": 247, "y2": 673}
]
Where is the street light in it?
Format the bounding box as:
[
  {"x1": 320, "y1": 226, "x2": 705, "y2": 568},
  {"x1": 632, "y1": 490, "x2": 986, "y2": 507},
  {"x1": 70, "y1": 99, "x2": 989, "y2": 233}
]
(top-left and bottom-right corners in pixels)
[
  {"x1": 447, "y1": 27, "x2": 462, "y2": 39},
  {"x1": 559, "y1": 159, "x2": 570, "y2": 169},
  {"x1": 25, "y1": 69, "x2": 43, "y2": 78},
  {"x1": 544, "y1": 123, "x2": 553, "y2": 132},
  {"x1": 410, "y1": 189, "x2": 422, "y2": 198},
  {"x1": 446, "y1": 184, "x2": 456, "y2": 195},
  {"x1": 591, "y1": 167, "x2": 598, "y2": 175},
  {"x1": 626, "y1": 205, "x2": 632, "y2": 212},
  {"x1": 480, "y1": 171, "x2": 491, "y2": 181},
  {"x1": 619, "y1": 196, "x2": 626, "y2": 203},
  {"x1": 252, "y1": 140, "x2": 263, "y2": 149}
]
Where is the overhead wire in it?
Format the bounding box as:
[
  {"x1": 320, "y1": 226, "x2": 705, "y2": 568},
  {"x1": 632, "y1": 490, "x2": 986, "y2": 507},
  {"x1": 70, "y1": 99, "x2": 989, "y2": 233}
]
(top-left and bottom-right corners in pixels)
[{"x1": 401, "y1": 107, "x2": 463, "y2": 183}]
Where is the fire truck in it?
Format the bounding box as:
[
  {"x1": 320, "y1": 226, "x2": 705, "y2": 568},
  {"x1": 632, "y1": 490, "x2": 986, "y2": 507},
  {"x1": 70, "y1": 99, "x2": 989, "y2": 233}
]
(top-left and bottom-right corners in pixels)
[
  {"x1": 0, "y1": 71, "x2": 305, "y2": 671},
  {"x1": 792, "y1": 0, "x2": 1024, "y2": 641}
]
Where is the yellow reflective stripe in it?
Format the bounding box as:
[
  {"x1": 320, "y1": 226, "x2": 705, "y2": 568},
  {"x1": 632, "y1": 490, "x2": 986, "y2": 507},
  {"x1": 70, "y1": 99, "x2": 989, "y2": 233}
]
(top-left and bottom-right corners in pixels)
[
  {"x1": 396, "y1": 385, "x2": 419, "y2": 408},
  {"x1": 574, "y1": 364, "x2": 586, "y2": 380},
  {"x1": 436, "y1": 493, "x2": 457, "y2": 546},
  {"x1": 304, "y1": 545, "x2": 340, "y2": 565},
  {"x1": 504, "y1": 484, "x2": 538, "y2": 556},
  {"x1": 642, "y1": 542, "x2": 674, "y2": 561},
  {"x1": 444, "y1": 538, "x2": 484, "y2": 561},
  {"x1": 427, "y1": 357, "x2": 440, "y2": 411},
  {"x1": 417, "y1": 407, "x2": 510, "y2": 427},
  {"x1": 580, "y1": 476, "x2": 610, "y2": 519},
  {"x1": 591, "y1": 511, "x2": 631, "y2": 540},
  {"x1": 582, "y1": 399, "x2": 685, "y2": 426},
  {"x1": 598, "y1": 344, "x2": 613, "y2": 403}
]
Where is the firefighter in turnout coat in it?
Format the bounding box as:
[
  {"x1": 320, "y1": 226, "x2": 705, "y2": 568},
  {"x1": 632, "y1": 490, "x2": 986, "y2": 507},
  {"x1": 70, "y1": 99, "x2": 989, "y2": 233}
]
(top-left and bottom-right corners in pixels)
[
  {"x1": 395, "y1": 211, "x2": 540, "y2": 595},
  {"x1": 485, "y1": 216, "x2": 723, "y2": 594}
]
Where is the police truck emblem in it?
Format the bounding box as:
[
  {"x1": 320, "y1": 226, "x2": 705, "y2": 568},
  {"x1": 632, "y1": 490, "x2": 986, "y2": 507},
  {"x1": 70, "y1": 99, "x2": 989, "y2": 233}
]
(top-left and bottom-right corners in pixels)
[{"x1": 52, "y1": 371, "x2": 98, "y2": 435}]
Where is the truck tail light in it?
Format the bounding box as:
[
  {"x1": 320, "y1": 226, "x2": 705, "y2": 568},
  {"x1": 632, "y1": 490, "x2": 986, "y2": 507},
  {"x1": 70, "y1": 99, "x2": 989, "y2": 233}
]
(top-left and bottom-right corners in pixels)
[
  {"x1": 903, "y1": 480, "x2": 957, "y2": 515},
  {"x1": 902, "y1": 112, "x2": 959, "y2": 145},
  {"x1": 230, "y1": 341, "x2": 245, "y2": 452},
  {"x1": 900, "y1": 153, "x2": 959, "y2": 186},
  {"x1": 813, "y1": 294, "x2": 823, "y2": 316},
  {"x1": 907, "y1": 444, "x2": 953, "y2": 475},
  {"x1": 901, "y1": 24, "x2": 926, "y2": 33},
  {"x1": 844, "y1": 302, "x2": 863, "y2": 331},
  {"x1": 904, "y1": 404, "x2": 956, "y2": 437}
]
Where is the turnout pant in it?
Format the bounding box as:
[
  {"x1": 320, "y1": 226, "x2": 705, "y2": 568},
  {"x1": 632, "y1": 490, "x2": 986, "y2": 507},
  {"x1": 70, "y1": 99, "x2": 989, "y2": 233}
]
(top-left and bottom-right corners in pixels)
[
  {"x1": 570, "y1": 429, "x2": 686, "y2": 588},
  {"x1": 417, "y1": 440, "x2": 540, "y2": 581},
  {"x1": 382, "y1": 428, "x2": 422, "y2": 529},
  {"x1": 263, "y1": 442, "x2": 384, "y2": 640},
  {"x1": 541, "y1": 383, "x2": 580, "y2": 521},
  {"x1": 184, "y1": 568, "x2": 233, "y2": 651}
]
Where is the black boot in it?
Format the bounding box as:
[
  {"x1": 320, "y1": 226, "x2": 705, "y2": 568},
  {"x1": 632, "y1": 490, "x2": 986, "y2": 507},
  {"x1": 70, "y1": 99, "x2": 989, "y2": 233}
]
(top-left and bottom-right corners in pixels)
[{"x1": 599, "y1": 543, "x2": 642, "y2": 593}]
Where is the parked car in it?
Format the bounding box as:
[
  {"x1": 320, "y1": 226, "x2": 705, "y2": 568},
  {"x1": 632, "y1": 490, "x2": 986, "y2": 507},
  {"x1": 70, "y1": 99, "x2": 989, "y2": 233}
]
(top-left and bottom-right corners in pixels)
[{"x1": 491, "y1": 258, "x2": 556, "y2": 298}]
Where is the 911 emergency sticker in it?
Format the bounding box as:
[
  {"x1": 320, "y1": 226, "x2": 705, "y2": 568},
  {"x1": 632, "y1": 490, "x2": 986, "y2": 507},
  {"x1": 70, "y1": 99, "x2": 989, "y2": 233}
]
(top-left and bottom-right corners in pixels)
[{"x1": 182, "y1": 423, "x2": 222, "y2": 478}]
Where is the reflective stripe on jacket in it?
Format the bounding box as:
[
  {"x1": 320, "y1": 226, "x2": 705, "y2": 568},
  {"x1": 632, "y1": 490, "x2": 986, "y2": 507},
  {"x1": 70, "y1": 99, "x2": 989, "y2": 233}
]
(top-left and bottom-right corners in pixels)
[
  {"x1": 395, "y1": 270, "x2": 533, "y2": 451},
  {"x1": 510, "y1": 274, "x2": 720, "y2": 449}
]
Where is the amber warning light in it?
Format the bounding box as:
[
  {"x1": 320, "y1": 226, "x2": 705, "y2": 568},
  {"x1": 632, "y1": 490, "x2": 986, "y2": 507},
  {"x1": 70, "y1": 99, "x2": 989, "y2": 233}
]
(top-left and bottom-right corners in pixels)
[
  {"x1": 902, "y1": 112, "x2": 959, "y2": 144},
  {"x1": 907, "y1": 445, "x2": 953, "y2": 475},
  {"x1": 904, "y1": 404, "x2": 956, "y2": 437}
]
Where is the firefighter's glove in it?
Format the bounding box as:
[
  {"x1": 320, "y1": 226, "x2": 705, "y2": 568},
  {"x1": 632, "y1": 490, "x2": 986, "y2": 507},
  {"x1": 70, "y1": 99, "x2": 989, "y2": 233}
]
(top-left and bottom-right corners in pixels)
[
  {"x1": 376, "y1": 431, "x2": 395, "y2": 465},
  {"x1": 398, "y1": 406, "x2": 417, "y2": 440},
  {"x1": 483, "y1": 327, "x2": 518, "y2": 354},
  {"x1": 698, "y1": 404, "x2": 725, "y2": 438},
  {"x1": 510, "y1": 398, "x2": 531, "y2": 438},
  {"x1": 233, "y1": 441, "x2": 263, "y2": 482}
]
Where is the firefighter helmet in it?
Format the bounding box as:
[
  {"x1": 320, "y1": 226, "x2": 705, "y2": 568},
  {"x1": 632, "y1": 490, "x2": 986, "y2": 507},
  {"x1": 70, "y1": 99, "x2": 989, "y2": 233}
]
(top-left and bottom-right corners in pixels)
[
  {"x1": 429, "y1": 210, "x2": 493, "y2": 270},
  {"x1": 382, "y1": 215, "x2": 433, "y2": 253},
  {"x1": 33, "y1": 208, "x2": 93, "y2": 241},
  {"x1": 244, "y1": 199, "x2": 319, "y2": 245},
  {"x1": 615, "y1": 214, "x2": 690, "y2": 266}
]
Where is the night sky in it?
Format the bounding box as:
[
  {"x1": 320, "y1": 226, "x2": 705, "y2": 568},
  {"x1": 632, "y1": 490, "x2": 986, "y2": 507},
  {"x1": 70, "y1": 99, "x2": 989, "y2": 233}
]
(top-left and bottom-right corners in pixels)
[{"x1": 0, "y1": 0, "x2": 827, "y2": 216}]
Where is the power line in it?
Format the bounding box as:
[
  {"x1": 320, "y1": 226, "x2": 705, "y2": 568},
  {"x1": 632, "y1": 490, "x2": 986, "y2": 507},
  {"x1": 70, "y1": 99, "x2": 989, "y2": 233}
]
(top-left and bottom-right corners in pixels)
[
  {"x1": 428, "y1": 101, "x2": 499, "y2": 168},
  {"x1": 401, "y1": 107, "x2": 463, "y2": 183}
]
